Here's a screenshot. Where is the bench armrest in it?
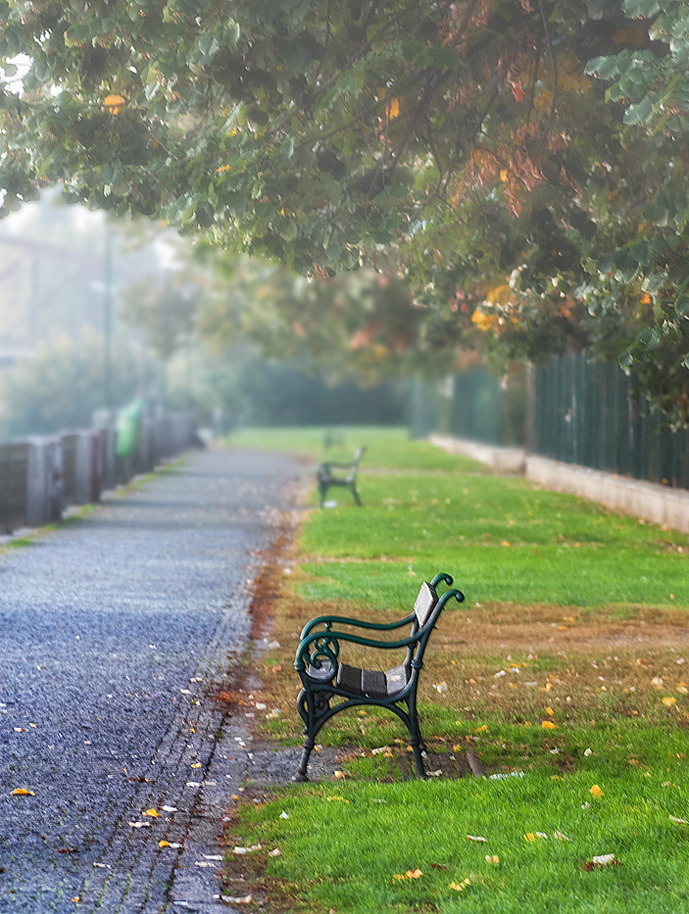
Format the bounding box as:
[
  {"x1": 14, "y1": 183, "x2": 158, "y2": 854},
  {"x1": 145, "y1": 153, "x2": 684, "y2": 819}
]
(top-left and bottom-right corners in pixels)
[
  {"x1": 299, "y1": 612, "x2": 416, "y2": 641},
  {"x1": 295, "y1": 627, "x2": 421, "y2": 675}
]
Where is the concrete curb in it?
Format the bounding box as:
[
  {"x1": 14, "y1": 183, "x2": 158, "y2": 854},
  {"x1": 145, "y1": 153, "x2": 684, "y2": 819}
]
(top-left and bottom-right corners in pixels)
[{"x1": 431, "y1": 435, "x2": 689, "y2": 534}]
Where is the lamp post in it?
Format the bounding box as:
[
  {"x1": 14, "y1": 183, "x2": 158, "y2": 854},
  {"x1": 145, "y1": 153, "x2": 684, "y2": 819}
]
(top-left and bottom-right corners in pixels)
[{"x1": 104, "y1": 219, "x2": 113, "y2": 412}]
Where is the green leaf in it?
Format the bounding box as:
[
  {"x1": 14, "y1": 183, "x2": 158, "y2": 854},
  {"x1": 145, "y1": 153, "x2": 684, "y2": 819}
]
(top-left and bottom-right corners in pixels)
[
  {"x1": 624, "y1": 95, "x2": 654, "y2": 125},
  {"x1": 622, "y1": 0, "x2": 662, "y2": 18}
]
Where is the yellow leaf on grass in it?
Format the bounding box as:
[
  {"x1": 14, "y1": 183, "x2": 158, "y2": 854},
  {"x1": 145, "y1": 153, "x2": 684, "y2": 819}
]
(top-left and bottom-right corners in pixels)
[
  {"x1": 546, "y1": 707, "x2": 555, "y2": 716},
  {"x1": 144, "y1": 808, "x2": 159, "y2": 818},
  {"x1": 449, "y1": 878, "x2": 471, "y2": 891},
  {"x1": 662, "y1": 697, "x2": 677, "y2": 707},
  {"x1": 392, "y1": 869, "x2": 423, "y2": 882},
  {"x1": 541, "y1": 720, "x2": 556, "y2": 729},
  {"x1": 10, "y1": 788, "x2": 35, "y2": 796},
  {"x1": 590, "y1": 784, "x2": 604, "y2": 798},
  {"x1": 326, "y1": 796, "x2": 350, "y2": 804}
]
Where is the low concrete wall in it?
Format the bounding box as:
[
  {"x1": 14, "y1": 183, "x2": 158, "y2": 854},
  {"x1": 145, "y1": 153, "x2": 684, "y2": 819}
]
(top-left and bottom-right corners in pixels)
[
  {"x1": 430, "y1": 435, "x2": 526, "y2": 475},
  {"x1": 430, "y1": 435, "x2": 689, "y2": 535}
]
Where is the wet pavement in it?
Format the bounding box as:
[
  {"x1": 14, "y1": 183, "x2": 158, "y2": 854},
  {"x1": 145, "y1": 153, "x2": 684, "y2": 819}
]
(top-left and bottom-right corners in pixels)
[{"x1": 0, "y1": 446, "x2": 302, "y2": 913}]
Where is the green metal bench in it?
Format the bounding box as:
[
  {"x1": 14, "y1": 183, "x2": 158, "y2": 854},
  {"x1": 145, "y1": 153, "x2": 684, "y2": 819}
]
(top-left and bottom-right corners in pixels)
[
  {"x1": 316, "y1": 446, "x2": 366, "y2": 507},
  {"x1": 294, "y1": 572, "x2": 465, "y2": 780}
]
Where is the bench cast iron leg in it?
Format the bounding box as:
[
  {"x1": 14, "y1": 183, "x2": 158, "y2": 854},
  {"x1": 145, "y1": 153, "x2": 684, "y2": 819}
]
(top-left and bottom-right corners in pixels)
[
  {"x1": 406, "y1": 694, "x2": 427, "y2": 779},
  {"x1": 351, "y1": 483, "x2": 362, "y2": 506},
  {"x1": 295, "y1": 688, "x2": 330, "y2": 781},
  {"x1": 296, "y1": 737, "x2": 314, "y2": 782}
]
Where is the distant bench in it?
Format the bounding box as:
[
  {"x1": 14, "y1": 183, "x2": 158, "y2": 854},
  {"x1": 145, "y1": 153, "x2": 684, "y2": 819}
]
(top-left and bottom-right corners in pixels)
[
  {"x1": 316, "y1": 446, "x2": 366, "y2": 507},
  {"x1": 294, "y1": 572, "x2": 465, "y2": 780}
]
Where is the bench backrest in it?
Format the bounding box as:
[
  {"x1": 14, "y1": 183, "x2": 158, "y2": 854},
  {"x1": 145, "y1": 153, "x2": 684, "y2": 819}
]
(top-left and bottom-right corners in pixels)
[
  {"x1": 414, "y1": 581, "x2": 437, "y2": 626},
  {"x1": 407, "y1": 575, "x2": 464, "y2": 672}
]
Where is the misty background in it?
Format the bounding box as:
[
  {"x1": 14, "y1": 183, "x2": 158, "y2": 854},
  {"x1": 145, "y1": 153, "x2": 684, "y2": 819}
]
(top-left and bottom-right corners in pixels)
[{"x1": 0, "y1": 190, "x2": 409, "y2": 441}]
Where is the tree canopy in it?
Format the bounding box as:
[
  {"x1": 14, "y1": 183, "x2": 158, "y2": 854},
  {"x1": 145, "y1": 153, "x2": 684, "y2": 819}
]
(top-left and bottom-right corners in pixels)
[{"x1": 1, "y1": 0, "x2": 689, "y2": 422}]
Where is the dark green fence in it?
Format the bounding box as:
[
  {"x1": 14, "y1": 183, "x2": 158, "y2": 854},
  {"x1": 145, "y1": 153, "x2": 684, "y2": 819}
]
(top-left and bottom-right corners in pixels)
[
  {"x1": 410, "y1": 369, "x2": 525, "y2": 446},
  {"x1": 533, "y1": 351, "x2": 689, "y2": 489},
  {"x1": 410, "y1": 354, "x2": 689, "y2": 490}
]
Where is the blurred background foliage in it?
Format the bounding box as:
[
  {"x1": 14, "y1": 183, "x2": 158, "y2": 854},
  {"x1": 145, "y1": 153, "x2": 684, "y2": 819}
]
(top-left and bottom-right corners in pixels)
[{"x1": 2, "y1": 1, "x2": 689, "y2": 432}]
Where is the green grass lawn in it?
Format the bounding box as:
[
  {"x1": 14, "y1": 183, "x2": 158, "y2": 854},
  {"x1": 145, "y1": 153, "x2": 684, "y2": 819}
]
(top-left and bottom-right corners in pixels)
[
  {"x1": 229, "y1": 761, "x2": 689, "y2": 913},
  {"x1": 221, "y1": 426, "x2": 689, "y2": 913}
]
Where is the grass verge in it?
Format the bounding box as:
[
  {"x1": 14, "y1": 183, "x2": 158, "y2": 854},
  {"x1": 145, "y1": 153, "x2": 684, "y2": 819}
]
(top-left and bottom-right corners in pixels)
[{"x1": 221, "y1": 427, "x2": 689, "y2": 913}]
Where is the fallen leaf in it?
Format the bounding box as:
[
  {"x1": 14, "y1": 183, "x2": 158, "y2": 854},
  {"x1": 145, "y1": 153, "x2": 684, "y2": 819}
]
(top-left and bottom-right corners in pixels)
[
  {"x1": 225, "y1": 896, "x2": 252, "y2": 905},
  {"x1": 326, "y1": 796, "x2": 350, "y2": 803},
  {"x1": 10, "y1": 788, "x2": 35, "y2": 796},
  {"x1": 144, "y1": 808, "x2": 159, "y2": 818},
  {"x1": 546, "y1": 707, "x2": 555, "y2": 716},
  {"x1": 541, "y1": 720, "x2": 557, "y2": 729},
  {"x1": 392, "y1": 869, "x2": 423, "y2": 882},
  {"x1": 449, "y1": 877, "x2": 471, "y2": 892},
  {"x1": 485, "y1": 854, "x2": 500, "y2": 864},
  {"x1": 269, "y1": 848, "x2": 281, "y2": 857},
  {"x1": 669, "y1": 815, "x2": 688, "y2": 825},
  {"x1": 334, "y1": 771, "x2": 346, "y2": 779},
  {"x1": 583, "y1": 854, "x2": 621, "y2": 870},
  {"x1": 279, "y1": 810, "x2": 289, "y2": 819},
  {"x1": 430, "y1": 862, "x2": 448, "y2": 870},
  {"x1": 466, "y1": 835, "x2": 487, "y2": 843},
  {"x1": 127, "y1": 821, "x2": 151, "y2": 829},
  {"x1": 662, "y1": 697, "x2": 677, "y2": 707},
  {"x1": 553, "y1": 831, "x2": 572, "y2": 841},
  {"x1": 590, "y1": 785, "x2": 604, "y2": 798}
]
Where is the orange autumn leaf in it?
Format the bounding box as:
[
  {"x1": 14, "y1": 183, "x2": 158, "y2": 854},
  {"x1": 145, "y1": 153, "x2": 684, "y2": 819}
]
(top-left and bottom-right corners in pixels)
[
  {"x1": 590, "y1": 784, "x2": 604, "y2": 798},
  {"x1": 144, "y1": 808, "x2": 159, "y2": 818},
  {"x1": 662, "y1": 696, "x2": 677, "y2": 707},
  {"x1": 103, "y1": 94, "x2": 126, "y2": 114},
  {"x1": 10, "y1": 788, "x2": 35, "y2": 796},
  {"x1": 387, "y1": 98, "x2": 400, "y2": 119},
  {"x1": 541, "y1": 720, "x2": 556, "y2": 729}
]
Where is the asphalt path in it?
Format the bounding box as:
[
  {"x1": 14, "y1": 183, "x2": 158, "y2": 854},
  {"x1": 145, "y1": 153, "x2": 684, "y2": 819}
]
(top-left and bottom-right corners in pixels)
[{"x1": 0, "y1": 446, "x2": 302, "y2": 913}]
